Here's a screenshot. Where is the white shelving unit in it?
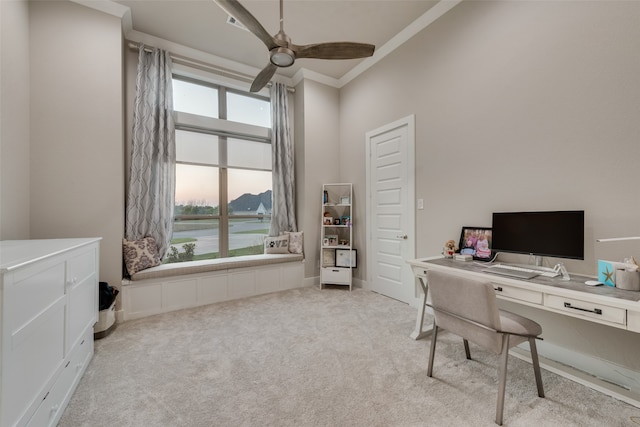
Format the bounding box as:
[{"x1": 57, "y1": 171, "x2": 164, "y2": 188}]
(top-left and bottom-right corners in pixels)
[{"x1": 320, "y1": 183, "x2": 354, "y2": 290}]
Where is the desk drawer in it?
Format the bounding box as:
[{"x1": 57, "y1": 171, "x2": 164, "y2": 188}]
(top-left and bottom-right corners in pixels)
[
  {"x1": 545, "y1": 295, "x2": 626, "y2": 325},
  {"x1": 493, "y1": 284, "x2": 542, "y2": 305}
]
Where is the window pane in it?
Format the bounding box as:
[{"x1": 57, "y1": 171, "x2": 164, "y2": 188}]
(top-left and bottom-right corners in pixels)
[
  {"x1": 227, "y1": 138, "x2": 271, "y2": 170},
  {"x1": 175, "y1": 164, "x2": 218, "y2": 207},
  {"x1": 168, "y1": 218, "x2": 219, "y2": 262},
  {"x1": 172, "y1": 164, "x2": 220, "y2": 263},
  {"x1": 227, "y1": 169, "x2": 272, "y2": 207},
  {"x1": 227, "y1": 92, "x2": 270, "y2": 127},
  {"x1": 228, "y1": 217, "x2": 269, "y2": 257},
  {"x1": 227, "y1": 168, "x2": 272, "y2": 258},
  {"x1": 173, "y1": 79, "x2": 218, "y2": 118},
  {"x1": 176, "y1": 130, "x2": 219, "y2": 165}
]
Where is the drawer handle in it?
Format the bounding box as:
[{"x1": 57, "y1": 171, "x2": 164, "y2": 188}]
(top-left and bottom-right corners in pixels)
[
  {"x1": 494, "y1": 287, "x2": 503, "y2": 292},
  {"x1": 332, "y1": 269, "x2": 339, "y2": 272},
  {"x1": 564, "y1": 302, "x2": 602, "y2": 315}
]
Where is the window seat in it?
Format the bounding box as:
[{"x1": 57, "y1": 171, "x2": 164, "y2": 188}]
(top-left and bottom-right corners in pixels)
[
  {"x1": 128, "y1": 253, "x2": 304, "y2": 281},
  {"x1": 121, "y1": 254, "x2": 305, "y2": 321}
]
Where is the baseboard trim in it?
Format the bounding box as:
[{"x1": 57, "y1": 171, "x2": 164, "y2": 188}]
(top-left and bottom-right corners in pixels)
[{"x1": 511, "y1": 347, "x2": 640, "y2": 409}]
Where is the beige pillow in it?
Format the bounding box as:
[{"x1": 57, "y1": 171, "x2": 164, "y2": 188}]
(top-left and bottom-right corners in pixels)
[
  {"x1": 264, "y1": 234, "x2": 290, "y2": 254},
  {"x1": 123, "y1": 236, "x2": 161, "y2": 276}
]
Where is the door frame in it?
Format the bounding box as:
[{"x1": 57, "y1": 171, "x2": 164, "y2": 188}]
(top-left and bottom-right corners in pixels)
[{"x1": 365, "y1": 114, "x2": 416, "y2": 304}]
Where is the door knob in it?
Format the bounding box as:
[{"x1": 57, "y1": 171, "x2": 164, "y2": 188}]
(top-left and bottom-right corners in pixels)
[{"x1": 397, "y1": 234, "x2": 408, "y2": 240}]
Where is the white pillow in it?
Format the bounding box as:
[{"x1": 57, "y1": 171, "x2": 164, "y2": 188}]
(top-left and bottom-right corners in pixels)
[
  {"x1": 264, "y1": 234, "x2": 290, "y2": 254},
  {"x1": 283, "y1": 231, "x2": 304, "y2": 254}
]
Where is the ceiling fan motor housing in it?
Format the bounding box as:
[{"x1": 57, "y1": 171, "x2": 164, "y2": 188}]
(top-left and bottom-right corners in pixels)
[{"x1": 270, "y1": 47, "x2": 295, "y2": 67}]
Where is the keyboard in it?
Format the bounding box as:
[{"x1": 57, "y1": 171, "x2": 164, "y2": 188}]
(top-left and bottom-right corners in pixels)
[{"x1": 483, "y1": 264, "x2": 560, "y2": 279}]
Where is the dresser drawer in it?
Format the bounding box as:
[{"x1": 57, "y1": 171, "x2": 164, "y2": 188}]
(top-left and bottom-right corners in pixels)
[
  {"x1": 8, "y1": 261, "x2": 65, "y2": 336},
  {"x1": 67, "y1": 248, "x2": 96, "y2": 286},
  {"x1": 493, "y1": 284, "x2": 543, "y2": 305},
  {"x1": 321, "y1": 267, "x2": 351, "y2": 284},
  {"x1": 66, "y1": 273, "x2": 97, "y2": 353},
  {"x1": 26, "y1": 330, "x2": 93, "y2": 427},
  {"x1": 545, "y1": 294, "x2": 626, "y2": 325}
]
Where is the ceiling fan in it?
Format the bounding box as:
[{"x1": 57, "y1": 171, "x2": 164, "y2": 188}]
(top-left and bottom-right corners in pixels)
[{"x1": 214, "y1": 0, "x2": 376, "y2": 92}]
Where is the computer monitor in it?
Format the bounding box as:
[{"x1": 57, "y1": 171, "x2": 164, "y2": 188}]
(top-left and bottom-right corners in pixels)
[{"x1": 491, "y1": 210, "x2": 584, "y2": 262}]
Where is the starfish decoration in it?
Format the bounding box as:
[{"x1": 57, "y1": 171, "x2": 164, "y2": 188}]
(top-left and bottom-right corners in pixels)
[{"x1": 603, "y1": 266, "x2": 615, "y2": 284}]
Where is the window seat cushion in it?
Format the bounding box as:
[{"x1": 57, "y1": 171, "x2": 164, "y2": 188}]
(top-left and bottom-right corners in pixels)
[{"x1": 128, "y1": 253, "x2": 304, "y2": 282}]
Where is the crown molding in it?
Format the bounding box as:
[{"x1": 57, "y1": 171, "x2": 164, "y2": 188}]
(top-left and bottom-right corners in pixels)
[
  {"x1": 73, "y1": 0, "x2": 462, "y2": 91},
  {"x1": 339, "y1": 0, "x2": 463, "y2": 88},
  {"x1": 70, "y1": 0, "x2": 133, "y2": 34}
]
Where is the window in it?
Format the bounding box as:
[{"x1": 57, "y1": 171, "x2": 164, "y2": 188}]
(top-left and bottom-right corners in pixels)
[{"x1": 169, "y1": 76, "x2": 272, "y2": 263}]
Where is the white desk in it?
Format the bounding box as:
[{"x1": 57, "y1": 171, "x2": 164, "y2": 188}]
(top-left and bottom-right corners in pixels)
[
  {"x1": 408, "y1": 256, "x2": 640, "y2": 339},
  {"x1": 407, "y1": 256, "x2": 640, "y2": 406}
]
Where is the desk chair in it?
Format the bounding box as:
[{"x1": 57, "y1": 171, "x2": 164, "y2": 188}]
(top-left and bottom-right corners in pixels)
[{"x1": 425, "y1": 270, "x2": 545, "y2": 425}]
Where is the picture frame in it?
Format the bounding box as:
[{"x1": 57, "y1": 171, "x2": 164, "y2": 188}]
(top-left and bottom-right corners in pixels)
[
  {"x1": 333, "y1": 218, "x2": 341, "y2": 225},
  {"x1": 340, "y1": 196, "x2": 351, "y2": 205},
  {"x1": 335, "y1": 249, "x2": 357, "y2": 268},
  {"x1": 326, "y1": 235, "x2": 338, "y2": 246},
  {"x1": 323, "y1": 216, "x2": 333, "y2": 225},
  {"x1": 322, "y1": 249, "x2": 335, "y2": 267},
  {"x1": 457, "y1": 226, "x2": 493, "y2": 261}
]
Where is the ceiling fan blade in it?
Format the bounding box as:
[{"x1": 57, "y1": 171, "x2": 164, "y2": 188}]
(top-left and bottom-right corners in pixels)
[
  {"x1": 292, "y1": 42, "x2": 375, "y2": 60},
  {"x1": 250, "y1": 63, "x2": 278, "y2": 92},
  {"x1": 213, "y1": 0, "x2": 279, "y2": 50}
]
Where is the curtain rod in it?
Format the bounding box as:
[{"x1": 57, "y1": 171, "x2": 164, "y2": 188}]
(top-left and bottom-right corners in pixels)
[{"x1": 127, "y1": 41, "x2": 294, "y2": 93}]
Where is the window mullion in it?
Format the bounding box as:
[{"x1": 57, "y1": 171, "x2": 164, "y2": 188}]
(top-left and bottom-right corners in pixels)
[{"x1": 218, "y1": 87, "x2": 229, "y2": 258}]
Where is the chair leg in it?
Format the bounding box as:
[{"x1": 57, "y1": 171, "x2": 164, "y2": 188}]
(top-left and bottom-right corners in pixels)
[
  {"x1": 495, "y1": 334, "x2": 510, "y2": 426},
  {"x1": 427, "y1": 325, "x2": 438, "y2": 377},
  {"x1": 463, "y1": 338, "x2": 471, "y2": 360},
  {"x1": 529, "y1": 338, "x2": 545, "y2": 398}
]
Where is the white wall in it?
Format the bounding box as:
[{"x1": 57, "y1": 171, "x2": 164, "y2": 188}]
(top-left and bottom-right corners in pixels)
[
  {"x1": 295, "y1": 80, "x2": 341, "y2": 279},
  {"x1": 0, "y1": 0, "x2": 31, "y2": 239},
  {"x1": 340, "y1": 0, "x2": 640, "y2": 384},
  {"x1": 29, "y1": 1, "x2": 124, "y2": 290}
]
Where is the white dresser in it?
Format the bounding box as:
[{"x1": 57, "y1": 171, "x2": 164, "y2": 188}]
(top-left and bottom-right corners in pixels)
[{"x1": 0, "y1": 238, "x2": 101, "y2": 427}]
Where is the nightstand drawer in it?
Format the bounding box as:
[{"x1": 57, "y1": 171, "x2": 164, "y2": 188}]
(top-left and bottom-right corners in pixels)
[
  {"x1": 321, "y1": 267, "x2": 351, "y2": 284},
  {"x1": 545, "y1": 294, "x2": 626, "y2": 325}
]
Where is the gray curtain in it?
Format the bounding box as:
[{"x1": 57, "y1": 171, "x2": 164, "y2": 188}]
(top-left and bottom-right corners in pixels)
[
  {"x1": 269, "y1": 82, "x2": 297, "y2": 236},
  {"x1": 125, "y1": 45, "x2": 175, "y2": 258}
]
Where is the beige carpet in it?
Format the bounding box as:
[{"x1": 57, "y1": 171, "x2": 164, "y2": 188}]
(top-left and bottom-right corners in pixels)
[{"x1": 59, "y1": 286, "x2": 640, "y2": 426}]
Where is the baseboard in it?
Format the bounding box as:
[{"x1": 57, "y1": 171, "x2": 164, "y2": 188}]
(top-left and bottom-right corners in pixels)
[{"x1": 511, "y1": 345, "x2": 640, "y2": 408}]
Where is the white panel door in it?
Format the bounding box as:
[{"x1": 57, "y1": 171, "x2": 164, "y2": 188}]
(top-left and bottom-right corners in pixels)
[{"x1": 366, "y1": 116, "x2": 415, "y2": 303}]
